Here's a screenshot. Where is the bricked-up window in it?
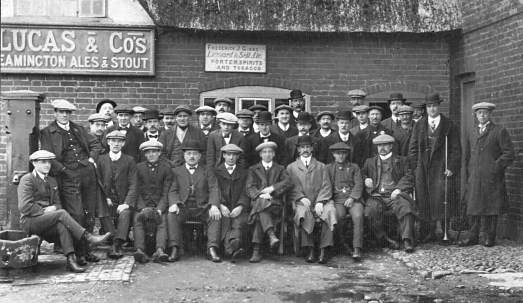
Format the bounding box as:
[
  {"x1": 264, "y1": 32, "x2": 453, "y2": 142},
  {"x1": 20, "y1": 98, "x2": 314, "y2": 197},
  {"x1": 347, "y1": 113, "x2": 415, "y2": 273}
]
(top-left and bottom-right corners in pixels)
[{"x1": 14, "y1": 0, "x2": 106, "y2": 17}]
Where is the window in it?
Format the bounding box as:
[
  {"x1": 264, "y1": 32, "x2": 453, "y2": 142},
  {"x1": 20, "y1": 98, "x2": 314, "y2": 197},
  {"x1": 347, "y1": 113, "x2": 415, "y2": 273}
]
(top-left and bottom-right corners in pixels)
[
  {"x1": 14, "y1": 0, "x2": 106, "y2": 17},
  {"x1": 238, "y1": 98, "x2": 270, "y2": 111}
]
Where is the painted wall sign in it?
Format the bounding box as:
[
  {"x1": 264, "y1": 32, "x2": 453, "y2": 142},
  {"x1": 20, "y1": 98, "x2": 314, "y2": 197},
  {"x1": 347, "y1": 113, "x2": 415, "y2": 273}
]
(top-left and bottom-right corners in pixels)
[
  {"x1": 205, "y1": 43, "x2": 266, "y2": 73},
  {"x1": 0, "y1": 25, "x2": 155, "y2": 76}
]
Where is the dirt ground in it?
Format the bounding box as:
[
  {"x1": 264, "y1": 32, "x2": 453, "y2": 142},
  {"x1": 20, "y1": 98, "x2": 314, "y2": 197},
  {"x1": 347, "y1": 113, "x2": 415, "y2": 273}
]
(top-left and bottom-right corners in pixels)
[{"x1": 1, "y1": 248, "x2": 522, "y2": 303}]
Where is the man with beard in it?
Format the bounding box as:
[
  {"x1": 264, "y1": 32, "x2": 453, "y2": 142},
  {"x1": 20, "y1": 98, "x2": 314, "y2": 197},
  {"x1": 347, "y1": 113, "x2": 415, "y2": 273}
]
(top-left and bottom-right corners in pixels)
[
  {"x1": 143, "y1": 110, "x2": 162, "y2": 142},
  {"x1": 349, "y1": 105, "x2": 370, "y2": 135},
  {"x1": 160, "y1": 109, "x2": 177, "y2": 131},
  {"x1": 270, "y1": 105, "x2": 298, "y2": 138},
  {"x1": 381, "y1": 93, "x2": 407, "y2": 133},
  {"x1": 105, "y1": 105, "x2": 145, "y2": 163},
  {"x1": 317, "y1": 110, "x2": 355, "y2": 164},
  {"x1": 313, "y1": 111, "x2": 335, "y2": 139},
  {"x1": 236, "y1": 109, "x2": 255, "y2": 137},
  {"x1": 246, "y1": 111, "x2": 287, "y2": 167},
  {"x1": 132, "y1": 106, "x2": 148, "y2": 132},
  {"x1": 214, "y1": 97, "x2": 233, "y2": 113},
  {"x1": 207, "y1": 112, "x2": 248, "y2": 169},
  {"x1": 96, "y1": 99, "x2": 117, "y2": 129},
  {"x1": 195, "y1": 105, "x2": 219, "y2": 138}
]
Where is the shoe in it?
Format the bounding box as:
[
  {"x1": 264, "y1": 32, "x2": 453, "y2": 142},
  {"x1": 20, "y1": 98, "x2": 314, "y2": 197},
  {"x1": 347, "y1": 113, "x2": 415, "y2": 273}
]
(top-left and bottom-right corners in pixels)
[
  {"x1": 404, "y1": 239, "x2": 414, "y2": 253},
  {"x1": 383, "y1": 236, "x2": 400, "y2": 250},
  {"x1": 85, "y1": 232, "x2": 112, "y2": 246},
  {"x1": 152, "y1": 248, "x2": 169, "y2": 262},
  {"x1": 249, "y1": 245, "x2": 262, "y2": 263},
  {"x1": 108, "y1": 240, "x2": 123, "y2": 259},
  {"x1": 66, "y1": 254, "x2": 86, "y2": 273},
  {"x1": 85, "y1": 252, "x2": 100, "y2": 262},
  {"x1": 133, "y1": 249, "x2": 149, "y2": 264},
  {"x1": 76, "y1": 255, "x2": 87, "y2": 266},
  {"x1": 318, "y1": 248, "x2": 328, "y2": 264},
  {"x1": 458, "y1": 237, "x2": 478, "y2": 247},
  {"x1": 352, "y1": 247, "x2": 362, "y2": 261},
  {"x1": 305, "y1": 248, "x2": 315, "y2": 263},
  {"x1": 230, "y1": 248, "x2": 244, "y2": 263},
  {"x1": 208, "y1": 247, "x2": 222, "y2": 263},
  {"x1": 268, "y1": 231, "x2": 280, "y2": 249},
  {"x1": 167, "y1": 247, "x2": 180, "y2": 262},
  {"x1": 483, "y1": 238, "x2": 495, "y2": 247}
]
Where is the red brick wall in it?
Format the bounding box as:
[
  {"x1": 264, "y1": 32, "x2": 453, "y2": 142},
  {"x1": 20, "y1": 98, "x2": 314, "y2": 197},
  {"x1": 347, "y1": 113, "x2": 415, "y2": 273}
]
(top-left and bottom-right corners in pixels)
[
  {"x1": 453, "y1": 0, "x2": 523, "y2": 240},
  {"x1": 0, "y1": 29, "x2": 453, "y2": 225}
]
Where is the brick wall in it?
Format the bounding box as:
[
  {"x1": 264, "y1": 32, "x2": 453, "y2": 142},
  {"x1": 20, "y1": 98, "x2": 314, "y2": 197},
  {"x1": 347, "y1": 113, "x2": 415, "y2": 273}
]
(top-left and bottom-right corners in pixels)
[
  {"x1": 453, "y1": 0, "x2": 523, "y2": 240},
  {"x1": 0, "y1": 29, "x2": 453, "y2": 225}
]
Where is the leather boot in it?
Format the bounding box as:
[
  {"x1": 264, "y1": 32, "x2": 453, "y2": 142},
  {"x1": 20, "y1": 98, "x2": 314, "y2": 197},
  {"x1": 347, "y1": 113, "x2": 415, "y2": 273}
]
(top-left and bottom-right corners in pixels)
[
  {"x1": 133, "y1": 248, "x2": 149, "y2": 263},
  {"x1": 249, "y1": 245, "x2": 262, "y2": 263},
  {"x1": 404, "y1": 239, "x2": 414, "y2": 253},
  {"x1": 352, "y1": 247, "x2": 362, "y2": 261},
  {"x1": 152, "y1": 248, "x2": 169, "y2": 262},
  {"x1": 230, "y1": 248, "x2": 244, "y2": 263},
  {"x1": 85, "y1": 252, "x2": 100, "y2": 262},
  {"x1": 66, "y1": 254, "x2": 86, "y2": 273},
  {"x1": 305, "y1": 247, "x2": 315, "y2": 263},
  {"x1": 318, "y1": 248, "x2": 328, "y2": 264},
  {"x1": 268, "y1": 229, "x2": 280, "y2": 249},
  {"x1": 76, "y1": 255, "x2": 87, "y2": 266},
  {"x1": 108, "y1": 240, "x2": 123, "y2": 259},
  {"x1": 208, "y1": 247, "x2": 222, "y2": 263},
  {"x1": 84, "y1": 232, "x2": 111, "y2": 246},
  {"x1": 167, "y1": 246, "x2": 179, "y2": 262}
]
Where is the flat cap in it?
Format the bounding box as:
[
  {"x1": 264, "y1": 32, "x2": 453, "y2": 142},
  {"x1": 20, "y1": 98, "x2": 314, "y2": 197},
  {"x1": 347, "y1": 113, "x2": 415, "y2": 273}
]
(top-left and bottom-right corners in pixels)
[
  {"x1": 88, "y1": 113, "x2": 109, "y2": 123},
  {"x1": 388, "y1": 93, "x2": 407, "y2": 102},
  {"x1": 248, "y1": 104, "x2": 268, "y2": 112},
  {"x1": 236, "y1": 109, "x2": 254, "y2": 118},
  {"x1": 352, "y1": 105, "x2": 370, "y2": 113},
  {"x1": 213, "y1": 97, "x2": 233, "y2": 106},
  {"x1": 316, "y1": 111, "x2": 335, "y2": 121},
  {"x1": 106, "y1": 130, "x2": 126, "y2": 140},
  {"x1": 52, "y1": 99, "x2": 76, "y2": 111},
  {"x1": 296, "y1": 112, "x2": 314, "y2": 124},
  {"x1": 173, "y1": 105, "x2": 193, "y2": 116},
  {"x1": 139, "y1": 140, "x2": 163, "y2": 151},
  {"x1": 96, "y1": 99, "x2": 116, "y2": 113},
  {"x1": 368, "y1": 105, "x2": 384, "y2": 113},
  {"x1": 181, "y1": 140, "x2": 203, "y2": 151},
  {"x1": 143, "y1": 109, "x2": 160, "y2": 120},
  {"x1": 217, "y1": 112, "x2": 238, "y2": 124},
  {"x1": 347, "y1": 89, "x2": 367, "y2": 98},
  {"x1": 472, "y1": 102, "x2": 496, "y2": 111},
  {"x1": 132, "y1": 106, "x2": 148, "y2": 113},
  {"x1": 289, "y1": 89, "x2": 305, "y2": 100},
  {"x1": 397, "y1": 105, "x2": 414, "y2": 114},
  {"x1": 329, "y1": 142, "x2": 352, "y2": 151},
  {"x1": 255, "y1": 111, "x2": 273, "y2": 124},
  {"x1": 297, "y1": 135, "x2": 314, "y2": 146},
  {"x1": 274, "y1": 104, "x2": 293, "y2": 115},
  {"x1": 29, "y1": 150, "x2": 56, "y2": 161},
  {"x1": 255, "y1": 141, "x2": 278, "y2": 152},
  {"x1": 425, "y1": 93, "x2": 444, "y2": 105},
  {"x1": 195, "y1": 105, "x2": 217, "y2": 115},
  {"x1": 372, "y1": 134, "x2": 395, "y2": 145},
  {"x1": 335, "y1": 110, "x2": 353, "y2": 121},
  {"x1": 114, "y1": 105, "x2": 134, "y2": 114},
  {"x1": 221, "y1": 144, "x2": 243, "y2": 153}
]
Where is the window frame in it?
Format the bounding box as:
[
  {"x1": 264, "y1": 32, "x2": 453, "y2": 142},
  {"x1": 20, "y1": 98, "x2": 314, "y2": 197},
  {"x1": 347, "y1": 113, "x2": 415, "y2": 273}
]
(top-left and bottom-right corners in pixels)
[{"x1": 12, "y1": 0, "x2": 107, "y2": 18}]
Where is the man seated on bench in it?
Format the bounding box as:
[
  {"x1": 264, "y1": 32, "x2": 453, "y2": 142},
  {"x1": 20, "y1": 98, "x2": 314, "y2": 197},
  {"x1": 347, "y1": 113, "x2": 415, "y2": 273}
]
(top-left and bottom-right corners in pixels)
[
  {"x1": 18, "y1": 150, "x2": 110, "y2": 273},
  {"x1": 167, "y1": 140, "x2": 222, "y2": 262},
  {"x1": 362, "y1": 134, "x2": 416, "y2": 253}
]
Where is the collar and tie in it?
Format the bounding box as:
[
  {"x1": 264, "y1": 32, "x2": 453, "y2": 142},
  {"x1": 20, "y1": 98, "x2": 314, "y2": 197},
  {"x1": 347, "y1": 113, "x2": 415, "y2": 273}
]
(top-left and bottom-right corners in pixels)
[
  {"x1": 430, "y1": 120, "x2": 437, "y2": 132},
  {"x1": 226, "y1": 165, "x2": 235, "y2": 174},
  {"x1": 57, "y1": 121, "x2": 70, "y2": 131}
]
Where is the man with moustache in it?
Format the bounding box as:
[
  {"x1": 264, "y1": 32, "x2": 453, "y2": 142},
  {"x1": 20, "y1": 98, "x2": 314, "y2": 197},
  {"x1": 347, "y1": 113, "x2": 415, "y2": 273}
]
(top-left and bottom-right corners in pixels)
[
  {"x1": 195, "y1": 105, "x2": 219, "y2": 138},
  {"x1": 132, "y1": 106, "x2": 148, "y2": 132},
  {"x1": 285, "y1": 112, "x2": 320, "y2": 164},
  {"x1": 411, "y1": 101, "x2": 426, "y2": 123},
  {"x1": 214, "y1": 97, "x2": 233, "y2": 113},
  {"x1": 394, "y1": 105, "x2": 415, "y2": 156},
  {"x1": 381, "y1": 93, "x2": 407, "y2": 133},
  {"x1": 87, "y1": 113, "x2": 109, "y2": 156},
  {"x1": 317, "y1": 110, "x2": 356, "y2": 164},
  {"x1": 313, "y1": 111, "x2": 336, "y2": 139},
  {"x1": 96, "y1": 99, "x2": 117, "y2": 128},
  {"x1": 246, "y1": 111, "x2": 287, "y2": 167},
  {"x1": 105, "y1": 105, "x2": 145, "y2": 163},
  {"x1": 143, "y1": 109, "x2": 162, "y2": 142},
  {"x1": 270, "y1": 105, "x2": 298, "y2": 138},
  {"x1": 207, "y1": 112, "x2": 248, "y2": 169},
  {"x1": 160, "y1": 109, "x2": 177, "y2": 131}
]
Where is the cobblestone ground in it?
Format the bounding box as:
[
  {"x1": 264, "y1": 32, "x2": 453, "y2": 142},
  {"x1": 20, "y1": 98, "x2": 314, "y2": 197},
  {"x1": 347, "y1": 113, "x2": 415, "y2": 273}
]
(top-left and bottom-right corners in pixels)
[{"x1": 0, "y1": 243, "x2": 522, "y2": 302}]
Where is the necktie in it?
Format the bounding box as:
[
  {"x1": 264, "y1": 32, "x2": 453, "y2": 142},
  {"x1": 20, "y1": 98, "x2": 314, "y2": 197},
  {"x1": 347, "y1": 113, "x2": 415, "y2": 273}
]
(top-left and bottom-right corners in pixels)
[
  {"x1": 479, "y1": 125, "x2": 485, "y2": 135},
  {"x1": 304, "y1": 160, "x2": 309, "y2": 168},
  {"x1": 430, "y1": 121, "x2": 436, "y2": 132}
]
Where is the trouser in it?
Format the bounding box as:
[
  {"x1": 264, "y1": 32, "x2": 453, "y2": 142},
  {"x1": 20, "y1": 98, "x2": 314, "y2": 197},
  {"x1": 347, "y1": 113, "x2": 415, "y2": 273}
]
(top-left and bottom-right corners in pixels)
[
  {"x1": 167, "y1": 207, "x2": 221, "y2": 249},
  {"x1": 298, "y1": 221, "x2": 333, "y2": 249},
  {"x1": 251, "y1": 205, "x2": 281, "y2": 244},
  {"x1": 99, "y1": 216, "x2": 116, "y2": 236},
  {"x1": 365, "y1": 196, "x2": 414, "y2": 241},
  {"x1": 114, "y1": 209, "x2": 133, "y2": 242},
  {"x1": 22, "y1": 209, "x2": 86, "y2": 256},
  {"x1": 335, "y1": 203, "x2": 364, "y2": 249},
  {"x1": 468, "y1": 215, "x2": 498, "y2": 242},
  {"x1": 223, "y1": 213, "x2": 248, "y2": 255},
  {"x1": 133, "y1": 210, "x2": 167, "y2": 251}
]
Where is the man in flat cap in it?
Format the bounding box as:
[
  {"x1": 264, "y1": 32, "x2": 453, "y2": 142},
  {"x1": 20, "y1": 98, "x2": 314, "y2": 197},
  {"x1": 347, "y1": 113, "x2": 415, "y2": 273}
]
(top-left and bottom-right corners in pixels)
[
  {"x1": 96, "y1": 130, "x2": 137, "y2": 259},
  {"x1": 195, "y1": 106, "x2": 219, "y2": 138},
  {"x1": 167, "y1": 140, "x2": 222, "y2": 262},
  {"x1": 249, "y1": 104, "x2": 269, "y2": 134},
  {"x1": 160, "y1": 109, "x2": 177, "y2": 131},
  {"x1": 132, "y1": 106, "x2": 148, "y2": 132},
  {"x1": 236, "y1": 109, "x2": 256, "y2": 137},
  {"x1": 317, "y1": 110, "x2": 356, "y2": 164},
  {"x1": 363, "y1": 134, "x2": 416, "y2": 253},
  {"x1": 271, "y1": 105, "x2": 298, "y2": 138},
  {"x1": 105, "y1": 105, "x2": 145, "y2": 163},
  {"x1": 246, "y1": 111, "x2": 287, "y2": 167},
  {"x1": 40, "y1": 99, "x2": 101, "y2": 264},
  {"x1": 143, "y1": 109, "x2": 162, "y2": 142},
  {"x1": 460, "y1": 102, "x2": 515, "y2": 247},
  {"x1": 285, "y1": 112, "x2": 320, "y2": 164},
  {"x1": 411, "y1": 101, "x2": 425, "y2": 123},
  {"x1": 214, "y1": 97, "x2": 233, "y2": 114},
  {"x1": 381, "y1": 93, "x2": 407, "y2": 133},
  {"x1": 313, "y1": 111, "x2": 336, "y2": 139},
  {"x1": 408, "y1": 93, "x2": 460, "y2": 243},
  {"x1": 287, "y1": 135, "x2": 336, "y2": 263},
  {"x1": 246, "y1": 141, "x2": 292, "y2": 262},
  {"x1": 88, "y1": 113, "x2": 109, "y2": 157},
  {"x1": 347, "y1": 89, "x2": 367, "y2": 128},
  {"x1": 133, "y1": 140, "x2": 173, "y2": 263},
  {"x1": 394, "y1": 105, "x2": 415, "y2": 156},
  {"x1": 19, "y1": 150, "x2": 110, "y2": 273},
  {"x1": 96, "y1": 99, "x2": 117, "y2": 128},
  {"x1": 207, "y1": 112, "x2": 248, "y2": 169},
  {"x1": 213, "y1": 144, "x2": 250, "y2": 262},
  {"x1": 349, "y1": 105, "x2": 370, "y2": 135},
  {"x1": 159, "y1": 105, "x2": 207, "y2": 168},
  {"x1": 326, "y1": 143, "x2": 364, "y2": 260}
]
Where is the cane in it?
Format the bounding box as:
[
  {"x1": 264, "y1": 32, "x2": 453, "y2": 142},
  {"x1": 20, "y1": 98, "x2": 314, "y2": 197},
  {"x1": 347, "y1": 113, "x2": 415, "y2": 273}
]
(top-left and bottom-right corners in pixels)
[{"x1": 443, "y1": 136, "x2": 449, "y2": 242}]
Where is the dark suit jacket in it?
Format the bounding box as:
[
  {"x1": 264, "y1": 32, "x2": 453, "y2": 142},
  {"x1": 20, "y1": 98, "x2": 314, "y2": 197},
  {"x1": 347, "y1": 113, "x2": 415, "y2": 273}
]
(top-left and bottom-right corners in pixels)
[
  {"x1": 245, "y1": 162, "x2": 291, "y2": 206},
  {"x1": 18, "y1": 172, "x2": 62, "y2": 221},
  {"x1": 159, "y1": 125, "x2": 207, "y2": 167},
  {"x1": 168, "y1": 165, "x2": 220, "y2": 208},
  {"x1": 213, "y1": 164, "x2": 250, "y2": 210},
  {"x1": 105, "y1": 124, "x2": 145, "y2": 163},
  {"x1": 352, "y1": 124, "x2": 395, "y2": 168},
  {"x1": 96, "y1": 153, "x2": 137, "y2": 207},
  {"x1": 381, "y1": 116, "x2": 402, "y2": 134},
  {"x1": 40, "y1": 120, "x2": 98, "y2": 176},
  {"x1": 207, "y1": 129, "x2": 248, "y2": 169},
  {"x1": 361, "y1": 155, "x2": 413, "y2": 197},
  {"x1": 317, "y1": 131, "x2": 356, "y2": 164},
  {"x1": 245, "y1": 132, "x2": 288, "y2": 166},
  {"x1": 136, "y1": 159, "x2": 173, "y2": 212},
  {"x1": 325, "y1": 161, "x2": 363, "y2": 202},
  {"x1": 284, "y1": 135, "x2": 320, "y2": 166},
  {"x1": 197, "y1": 122, "x2": 220, "y2": 138},
  {"x1": 270, "y1": 124, "x2": 298, "y2": 139}
]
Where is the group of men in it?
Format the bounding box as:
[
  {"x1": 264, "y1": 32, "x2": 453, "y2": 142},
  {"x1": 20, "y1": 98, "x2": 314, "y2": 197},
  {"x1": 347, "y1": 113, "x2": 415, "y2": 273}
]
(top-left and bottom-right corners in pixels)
[{"x1": 19, "y1": 88, "x2": 515, "y2": 273}]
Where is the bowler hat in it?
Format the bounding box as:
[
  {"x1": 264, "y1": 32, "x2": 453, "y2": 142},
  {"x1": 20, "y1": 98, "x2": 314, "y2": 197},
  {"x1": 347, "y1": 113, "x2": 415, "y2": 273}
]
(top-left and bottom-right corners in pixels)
[
  {"x1": 289, "y1": 89, "x2": 305, "y2": 100},
  {"x1": 221, "y1": 144, "x2": 243, "y2": 153},
  {"x1": 173, "y1": 105, "x2": 193, "y2": 116},
  {"x1": 106, "y1": 130, "x2": 126, "y2": 140},
  {"x1": 181, "y1": 140, "x2": 203, "y2": 151},
  {"x1": 236, "y1": 109, "x2": 254, "y2": 119},
  {"x1": 335, "y1": 110, "x2": 352, "y2": 121},
  {"x1": 472, "y1": 102, "x2": 496, "y2": 111},
  {"x1": 296, "y1": 112, "x2": 314, "y2": 124},
  {"x1": 425, "y1": 93, "x2": 444, "y2": 105},
  {"x1": 255, "y1": 111, "x2": 273, "y2": 124},
  {"x1": 139, "y1": 140, "x2": 163, "y2": 151},
  {"x1": 29, "y1": 150, "x2": 56, "y2": 161},
  {"x1": 96, "y1": 99, "x2": 116, "y2": 113},
  {"x1": 143, "y1": 109, "x2": 160, "y2": 120},
  {"x1": 329, "y1": 142, "x2": 352, "y2": 151},
  {"x1": 52, "y1": 99, "x2": 77, "y2": 111},
  {"x1": 296, "y1": 135, "x2": 314, "y2": 146},
  {"x1": 372, "y1": 134, "x2": 395, "y2": 145},
  {"x1": 316, "y1": 111, "x2": 335, "y2": 121},
  {"x1": 255, "y1": 141, "x2": 278, "y2": 152},
  {"x1": 114, "y1": 105, "x2": 134, "y2": 115},
  {"x1": 388, "y1": 93, "x2": 407, "y2": 103}
]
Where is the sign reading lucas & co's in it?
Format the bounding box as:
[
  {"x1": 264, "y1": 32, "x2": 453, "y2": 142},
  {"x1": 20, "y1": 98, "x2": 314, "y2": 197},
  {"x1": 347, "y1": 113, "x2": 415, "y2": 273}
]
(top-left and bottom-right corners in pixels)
[{"x1": 0, "y1": 25, "x2": 155, "y2": 76}]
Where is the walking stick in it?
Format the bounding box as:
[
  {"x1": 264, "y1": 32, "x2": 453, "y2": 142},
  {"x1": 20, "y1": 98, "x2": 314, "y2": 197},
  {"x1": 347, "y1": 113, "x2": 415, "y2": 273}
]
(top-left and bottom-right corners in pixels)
[
  {"x1": 443, "y1": 136, "x2": 449, "y2": 242},
  {"x1": 278, "y1": 198, "x2": 286, "y2": 255}
]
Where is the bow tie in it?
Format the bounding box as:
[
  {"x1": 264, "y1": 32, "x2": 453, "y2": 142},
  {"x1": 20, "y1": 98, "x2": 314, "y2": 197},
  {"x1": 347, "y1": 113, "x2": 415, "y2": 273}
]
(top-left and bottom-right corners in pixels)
[
  {"x1": 148, "y1": 134, "x2": 158, "y2": 138},
  {"x1": 202, "y1": 126, "x2": 211, "y2": 131},
  {"x1": 226, "y1": 166, "x2": 234, "y2": 172},
  {"x1": 119, "y1": 126, "x2": 129, "y2": 131},
  {"x1": 188, "y1": 166, "x2": 197, "y2": 170}
]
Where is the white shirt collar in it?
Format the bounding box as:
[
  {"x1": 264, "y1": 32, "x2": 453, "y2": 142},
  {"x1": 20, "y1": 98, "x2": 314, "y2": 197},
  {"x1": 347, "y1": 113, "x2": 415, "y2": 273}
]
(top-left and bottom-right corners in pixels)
[
  {"x1": 225, "y1": 164, "x2": 236, "y2": 174},
  {"x1": 261, "y1": 161, "x2": 273, "y2": 169},
  {"x1": 319, "y1": 129, "x2": 332, "y2": 137},
  {"x1": 33, "y1": 169, "x2": 47, "y2": 180},
  {"x1": 185, "y1": 163, "x2": 198, "y2": 172},
  {"x1": 359, "y1": 122, "x2": 368, "y2": 129},
  {"x1": 278, "y1": 122, "x2": 289, "y2": 131},
  {"x1": 338, "y1": 131, "x2": 350, "y2": 141},
  {"x1": 479, "y1": 121, "x2": 490, "y2": 129},
  {"x1": 300, "y1": 156, "x2": 312, "y2": 166},
  {"x1": 392, "y1": 115, "x2": 399, "y2": 123},
  {"x1": 428, "y1": 115, "x2": 441, "y2": 128},
  {"x1": 293, "y1": 111, "x2": 299, "y2": 119},
  {"x1": 379, "y1": 152, "x2": 393, "y2": 160},
  {"x1": 57, "y1": 121, "x2": 70, "y2": 131},
  {"x1": 118, "y1": 123, "x2": 130, "y2": 129},
  {"x1": 109, "y1": 151, "x2": 122, "y2": 161}
]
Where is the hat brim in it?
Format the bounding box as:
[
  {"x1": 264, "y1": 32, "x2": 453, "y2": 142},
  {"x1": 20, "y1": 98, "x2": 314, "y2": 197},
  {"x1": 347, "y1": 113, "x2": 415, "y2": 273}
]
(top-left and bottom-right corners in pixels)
[
  {"x1": 96, "y1": 100, "x2": 117, "y2": 112},
  {"x1": 174, "y1": 109, "x2": 193, "y2": 115}
]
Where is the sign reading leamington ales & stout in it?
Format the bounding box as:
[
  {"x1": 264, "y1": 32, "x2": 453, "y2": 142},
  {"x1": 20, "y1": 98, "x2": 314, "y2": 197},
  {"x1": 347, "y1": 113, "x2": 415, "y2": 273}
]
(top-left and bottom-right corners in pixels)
[
  {"x1": 1, "y1": 25, "x2": 155, "y2": 76},
  {"x1": 205, "y1": 43, "x2": 266, "y2": 73}
]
